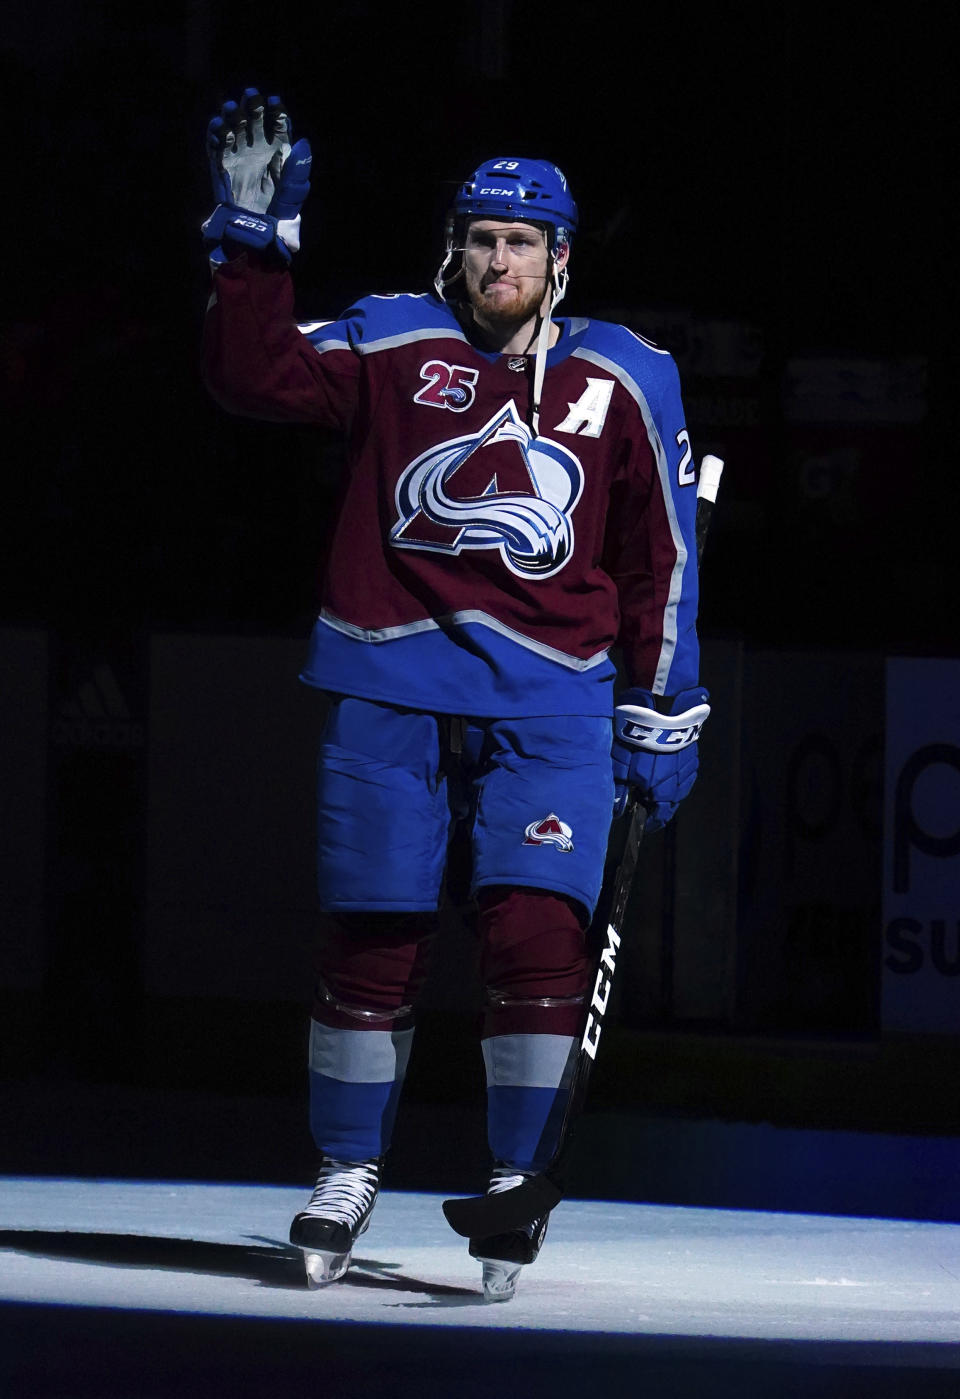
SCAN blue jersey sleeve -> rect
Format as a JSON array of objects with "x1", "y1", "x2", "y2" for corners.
[
  {"x1": 642, "y1": 346, "x2": 700, "y2": 695},
  {"x1": 587, "y1": 324, "x2": 700, "y2": 696}
]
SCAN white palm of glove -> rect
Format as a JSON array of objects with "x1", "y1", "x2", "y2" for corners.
[{"x1": 221, "y1": 102, "x2": 291, "y2": 214}]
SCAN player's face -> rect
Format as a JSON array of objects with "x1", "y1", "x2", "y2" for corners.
[{"x1": 462, "y1": 219, "x2": 555, "y2": 326}]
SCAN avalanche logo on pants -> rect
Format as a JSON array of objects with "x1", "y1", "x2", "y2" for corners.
[
  {"x1": 391, "y1": 402, "x2": 584, "y2": 579},
  {"x1": 523, "y1": 813, "x2": 575, "y2": 852}
]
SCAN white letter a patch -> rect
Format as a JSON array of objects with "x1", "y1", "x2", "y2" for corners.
[{"x1": 555, "y1": 377, "x2": 614, "y2": 438}]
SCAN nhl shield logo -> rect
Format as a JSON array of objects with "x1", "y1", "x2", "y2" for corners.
[{"x1": 523, "y1": 813, "x2": 574, "y2": 852}]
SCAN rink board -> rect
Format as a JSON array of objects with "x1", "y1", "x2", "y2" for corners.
[{"x1": 1, "y1": 1178, "x2": 959, "y2": 1397}]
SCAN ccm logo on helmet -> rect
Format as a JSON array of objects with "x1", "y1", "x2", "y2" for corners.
[{"x1": 479, "y1": 187, "x2": 514, "y2": 196}]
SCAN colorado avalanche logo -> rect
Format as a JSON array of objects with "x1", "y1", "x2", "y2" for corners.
[
  {"x1": 391, "y1": 402, "x2": 584, "y2": 579},
  {"x1": 523, "y1": 813, "x2": 575, "y2": 852}
]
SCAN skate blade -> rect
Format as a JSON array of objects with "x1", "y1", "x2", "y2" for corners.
[
  {"x1": 302, "y1": 1246, "x2": 352, "y2": 1289},
  {"x1": 478, "y1": 1258, "x2": 522, "y2": 1303}
]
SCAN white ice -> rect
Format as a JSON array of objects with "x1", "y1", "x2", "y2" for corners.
[{"x1": 2, "y1": 1176, "x2": 960, "y2": 1344}]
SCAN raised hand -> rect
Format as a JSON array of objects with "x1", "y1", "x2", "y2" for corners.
[
  {"x1": 207, "y1": 89, "x2": 291, "y2": 214},
  {"x1": 203, "y1": 87, "x2": 312, "y2": 264}
]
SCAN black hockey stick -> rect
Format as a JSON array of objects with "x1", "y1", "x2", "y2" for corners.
[{"x1": 442, "y1": 455, "x2": 724, "y2": 1240}]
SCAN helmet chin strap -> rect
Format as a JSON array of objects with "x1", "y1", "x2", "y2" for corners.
[
  {"x1": 531, "y1": 259, "x2": 568, "y2": 436},
  {"x1": 434, "y1": 241, "x2": 463, "y2": 300}
]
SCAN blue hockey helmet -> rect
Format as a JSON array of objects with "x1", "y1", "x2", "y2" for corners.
[{"x1": 451, "y1": 157, "x2": 578, "y2": 256}]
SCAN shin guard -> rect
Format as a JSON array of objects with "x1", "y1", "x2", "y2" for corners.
[
  {"x1": 478, "y1": 889, "x2": 589, "y2": 1171},
  {"x1": 308, "y1": 912, "x2": 435, "y2": 1160}
]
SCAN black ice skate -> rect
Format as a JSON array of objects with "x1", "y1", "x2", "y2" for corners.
[
  {"x1": 468, "y1": 1163, "x2": 550, "y2": 1302},
  {"x1": 289, "y1": 1157, "x2": 381, "y2": 1288}
]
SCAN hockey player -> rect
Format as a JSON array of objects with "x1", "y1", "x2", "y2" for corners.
[{"x1": 201, "y1": 90, "x2": 709, "y2": 1300}]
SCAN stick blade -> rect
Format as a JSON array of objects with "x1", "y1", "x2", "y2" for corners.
[{"x1": 442, "y1": 1172, "x2": 564, "y2": 1238}]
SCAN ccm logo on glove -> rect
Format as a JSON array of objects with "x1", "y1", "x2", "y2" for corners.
[
  {"x1": 618, "y1": 713, "x2": 707, "y2": 751},
  {"x1": 230, "y1": 214, "x2": 271, "y2": 233},
  {"x1": 611, "y1": 686, "x2": 711, "y2": 829}
]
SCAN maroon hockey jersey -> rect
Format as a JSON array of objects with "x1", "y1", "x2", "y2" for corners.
[{"x1": 203, "y1": 256, "x2": 701, "y2": 718}]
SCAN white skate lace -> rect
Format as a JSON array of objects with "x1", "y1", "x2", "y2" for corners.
[
  {"x1": 488, "y1": 1165, "x2": 529, "y2": 1195},
  {"x1": 488, "y1": 1163, "x2": 540, "y2": 1239},
  {"x1": 302, "y1": 1158, "x2": 379, "y2": 1227}
]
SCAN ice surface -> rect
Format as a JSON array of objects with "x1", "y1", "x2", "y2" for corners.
[{"x1": 2, "y1": 1176, "x2": 960, "y2": 1343}]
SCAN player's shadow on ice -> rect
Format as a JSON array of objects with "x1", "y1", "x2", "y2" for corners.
[
  {"x1": 0, "y1": 1230, "x2": 478, "y2": 1301},
  {"x1": 347, "y1": 1258, "x2": 479, "y2": 1303},
  {"x1": 0, "y1": 1228, "x2": 306, "y2": 1289}
]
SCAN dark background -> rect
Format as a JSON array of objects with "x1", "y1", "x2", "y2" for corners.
[
  {"x1": 3, "y1": 1, "x2": 955, "y2": 646},
  {"x1": 1, "y1": 2, "x2": 957, "y2": 1186}
]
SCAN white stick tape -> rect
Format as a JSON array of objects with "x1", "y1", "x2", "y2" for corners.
[{"x1": 697, "y1": 454, "x2": 725, "y2": 503}]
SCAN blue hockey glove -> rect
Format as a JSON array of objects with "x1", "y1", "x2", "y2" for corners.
[
  {"x1": 611, "y1": 686, "x2": 711, "y2": 831},
  {"x1": 203, "y1": 87, "x2": 312, "y2": 265}
]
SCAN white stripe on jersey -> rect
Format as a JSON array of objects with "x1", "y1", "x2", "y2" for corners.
[{"x1": 318, "y1": 607, "x2": 610, "y2": 673}]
